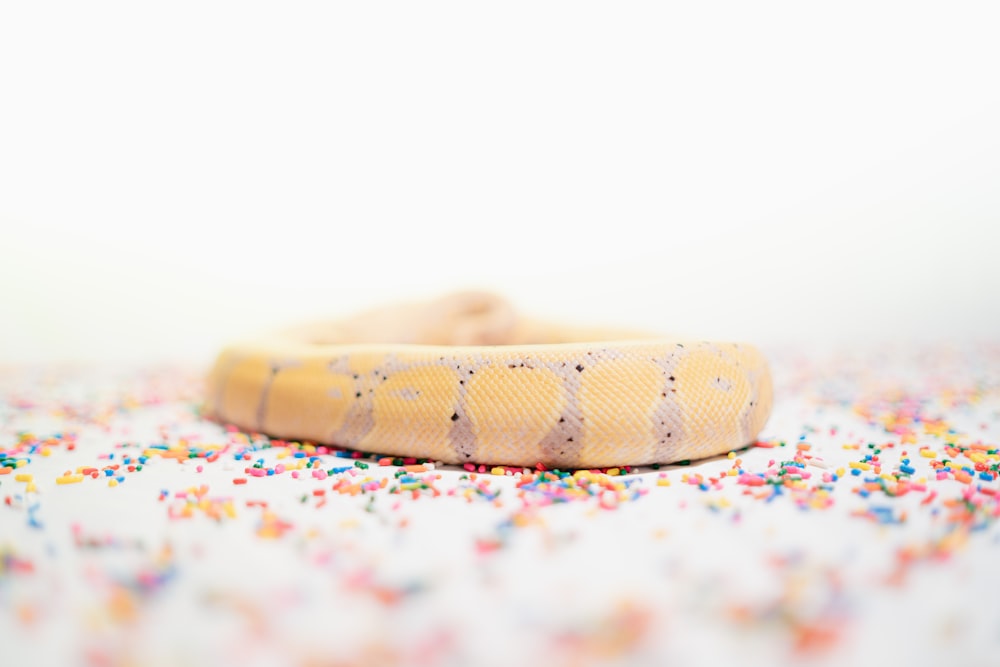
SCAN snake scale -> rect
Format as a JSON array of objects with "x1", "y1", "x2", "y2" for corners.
[{"x1": 205, "y1": 293, "x2": 773, "y2": 468}]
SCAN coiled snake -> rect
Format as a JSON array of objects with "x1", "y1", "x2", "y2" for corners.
[{"x1": 205, "y1": 293, "x2": 772, "y2": 468}]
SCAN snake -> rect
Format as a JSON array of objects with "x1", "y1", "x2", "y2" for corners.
[{"x1": 204, "y1": 292, "x2": 773, "y2": 468}]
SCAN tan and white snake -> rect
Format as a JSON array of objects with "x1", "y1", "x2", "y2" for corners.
[{"x1": 205, "y1": 292, "x2": 772, "y2": 468}]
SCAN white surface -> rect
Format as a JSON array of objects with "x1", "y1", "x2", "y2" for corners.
[
  {"x1": 2, "y1": 2, "x2": 1000, "y2": 364},
  {"x1": 1, "y1": 344, "x2": 998, "y2": 666}
]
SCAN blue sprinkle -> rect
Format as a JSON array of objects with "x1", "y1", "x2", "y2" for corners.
[
  {"x1": 104, "y1": 469, "x2": 114, "y2": 477},
  {"x1": 851, "y1": 468, "x2": 862, "y2": 476},
  {"x1": 979, "y1": 472, "x2": 993, "y2": 481},
  {"x1": 900, "y1": 465, "x2": 916, "y2": 475}
]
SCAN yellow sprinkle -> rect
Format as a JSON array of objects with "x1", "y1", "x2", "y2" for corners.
[
  {"x1": 108, "y1": 479, "x2": 118, "y2": 487},
  {"x1": 56, "y1": 474, "x2": 85, "y2": 485},
  {"x1": 16, "y1": 460, "x2": 27, "y2": 468},
  {"x1": 15, "y1": 473, "x2": 33, "y2": 483},
  {"x1": 919, "y1": 449, "x2": 937, "y2": 458},
  {"x1": 727, "y1": 451, "x2": 736, "y2": 459},
  {"x1": 656, "y1": 478, "x2": 671, "y2": 486},
  {"x1": 40, "y1": 448, "x2": 52, "y2": 457},
  {"x1": 849, "y1": 461, "x2": 872, "y2": 471},
  {"x1": 836, "y1": 467, "x2": 846, "y2": 477},
  {"x1": 491, "y1": 467, "x2": 505, "y2": 476},
  {"x1": 607, "y1": 468, "x2": 620, "y2": 476},
  {"x1": 726, "y1": 469, "x2": 737, "y2": 476},
  {"x1": 25, "y1": 482, "x2": 37, "y2": 493}
]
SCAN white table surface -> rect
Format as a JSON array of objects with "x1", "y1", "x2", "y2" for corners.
[{"x1": 1, "y1": 343, "x2": 998, "y2": 667}]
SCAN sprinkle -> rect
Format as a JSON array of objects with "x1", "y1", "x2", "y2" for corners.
[{"x1": 56, "y1": 474, "x2": 85, "y2": 485}]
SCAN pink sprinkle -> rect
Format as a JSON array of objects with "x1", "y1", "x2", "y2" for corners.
[
  {"x1": 463, "y1": 463, "x2": 476, "y2": 472},
  {"x1": 599, "y1": 490, "x2": 618, "y2": 510},
  {"x1": 312, "y1": 469, "x2": 328, "y2": 480},
  {"x1": 248, "y1": 468, "x2": 267, "y2": 477},
  {"x1": 291, "y1": 471, "x2": 300, "y2": 479},
  {"x1": 196, "y1": 465, "x2": 204, "y2": 473},
  {"x1": 274, "y1": 464, "x2": 285, "y2": 474}
]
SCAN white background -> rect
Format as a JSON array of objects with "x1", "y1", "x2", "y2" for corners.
[{"x1": 2, "y1": 1, "x2": 998, "y2": 364}]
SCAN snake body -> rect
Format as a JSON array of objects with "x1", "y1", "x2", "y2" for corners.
[{"x1": 205, "y1": 293, "x2": 773, "y2": 468}]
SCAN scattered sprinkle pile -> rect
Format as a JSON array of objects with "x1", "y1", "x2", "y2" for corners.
[{"x1": 1, "y1": 345, "x2": 998, "y2": 666}]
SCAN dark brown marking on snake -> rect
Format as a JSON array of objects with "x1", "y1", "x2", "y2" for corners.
[
  {"x1": 739, "y1": 349, "x2": 771, "y2": 446},
  {"x1": 447, "y1": 353, "x2": 480, "y2": 461},
  {"x1": 652, "y1": 349, "x2": 687, "y2": 463},
  {"x1": 327, "y1": 355, "x2": 377, "y2": 448},
  {"x1": 533, "y1": 355, "x2": 588, "y2": 467}
]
